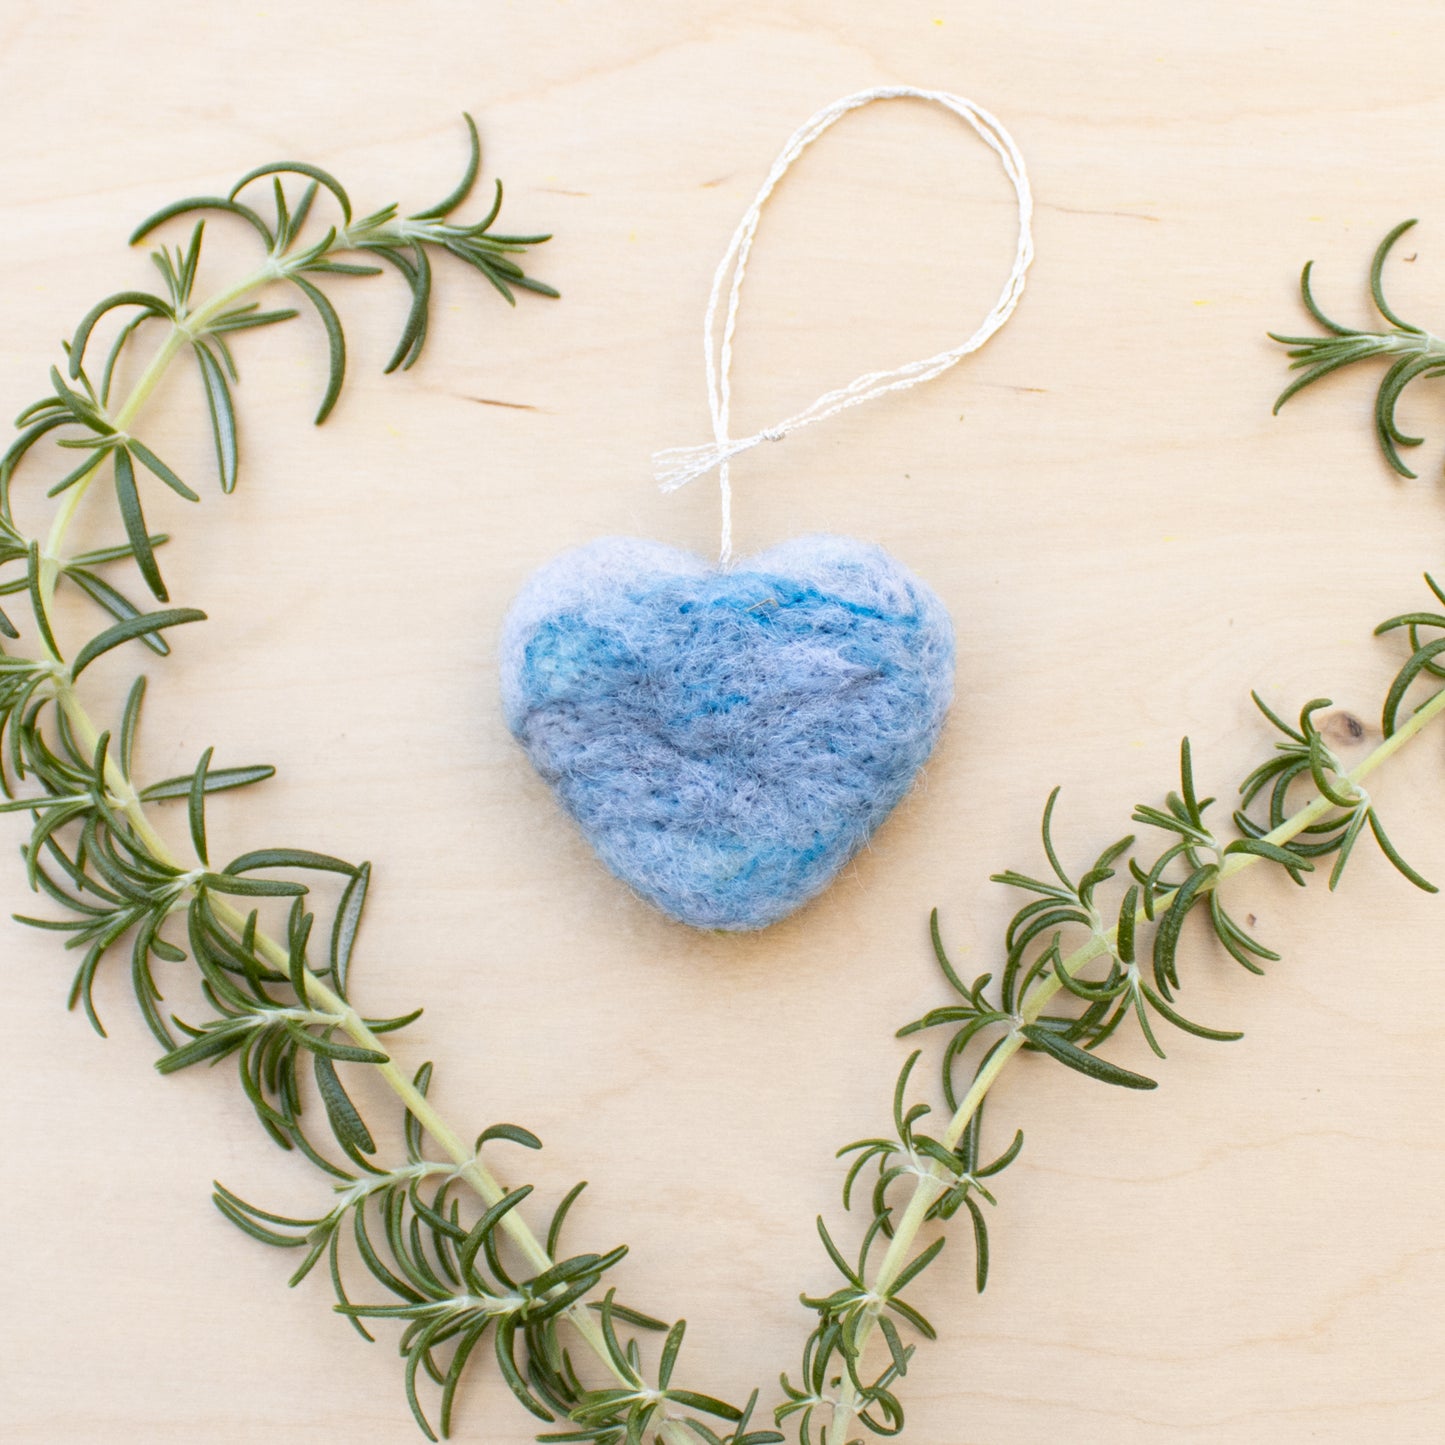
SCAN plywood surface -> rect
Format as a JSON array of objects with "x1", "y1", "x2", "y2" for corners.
[{"x1": 2, "y1": 3, "x2": 1444, "y2": 1442}]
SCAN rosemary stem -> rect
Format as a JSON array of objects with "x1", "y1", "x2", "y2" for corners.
[
  {"x1": 825, "y1": 684, "x2": 1445, "y2": 1444},
  {"x1": 33, "y1": 259, "x2": 688, "y2": 1430},
  {"x1": 231, "y1": 900, "x2": 651, "y2": 1402},
  {"x1": 37, "y1": 268, "x2": 273, "y2": 635}
]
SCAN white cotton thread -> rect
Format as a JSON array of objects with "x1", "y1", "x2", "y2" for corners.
[{"x1": 652, "y1": 85, "x2": 1035, "y2": 567}]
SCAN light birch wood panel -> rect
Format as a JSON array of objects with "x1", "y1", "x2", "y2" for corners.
[{"x1": 3, "y1": 2, "x2": 1444, "y2": 1442}]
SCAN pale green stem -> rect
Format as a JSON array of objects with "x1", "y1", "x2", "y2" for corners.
[
  {"x1": 1383, "y1": 329, "x2": 1445, "y2": 360},
  {"x1": 825, "y1": 681, "x2": 1445, "y2": 1445},
  {"x1": 37, "y1": 267, "x2": 275, "y2": 636},
  {"x1": 32, "y1": 256, "x2": 696, "y2": 1440}
]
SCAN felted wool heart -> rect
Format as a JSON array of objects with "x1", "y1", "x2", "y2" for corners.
[{"x1": 499, "y1": 534, "x2": 954, "y2": 930}]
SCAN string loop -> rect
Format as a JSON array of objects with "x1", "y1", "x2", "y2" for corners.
[{"x1": 652, "y1": 85, "x2": 1035, "y2": 567}]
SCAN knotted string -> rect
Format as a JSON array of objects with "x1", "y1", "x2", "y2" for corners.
[{"x1": 652, "y1": 85, "x2": 1035, "y2": 567}]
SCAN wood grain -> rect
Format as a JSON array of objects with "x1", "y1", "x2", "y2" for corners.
[{"x1": 2, "y1": 2, "x2": 1444, "y2": 1441}]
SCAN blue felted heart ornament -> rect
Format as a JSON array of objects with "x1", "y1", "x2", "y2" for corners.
[
  {"x1": 498, "y1": 88, "x2": 1032, "y2": 928},
  {"x1": 500, "y1": 534, "x2": 954, "y2": 930}
]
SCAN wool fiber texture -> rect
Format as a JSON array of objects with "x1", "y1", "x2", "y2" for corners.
[{"x1": 500, "y1": 534, "x2": 955, "y2": 931}]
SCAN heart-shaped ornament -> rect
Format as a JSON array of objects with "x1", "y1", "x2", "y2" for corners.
[
  {"x1": 499, "y1": 88, "x2": 1029, "y2": 933},
  {"x1": 500, "y1": 534, "x2": 954, "y2": 930}
]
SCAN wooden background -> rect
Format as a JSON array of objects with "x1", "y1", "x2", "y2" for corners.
[{"x1": 3, "y1": 2, "x2": 1444, "y2": 1441}]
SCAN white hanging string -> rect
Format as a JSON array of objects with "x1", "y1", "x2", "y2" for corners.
[{"x1": 652, "y1": 85, "x2": 1035, "y2": 567}]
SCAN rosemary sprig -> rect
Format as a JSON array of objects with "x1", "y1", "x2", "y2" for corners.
[
  {"x1": 775, "y1": 234, "x2": 1445, "y2": 1445},
  {"x1": 1, "y1": 121, "x2": 770, "y2": 1445},
  {"x1": 1270, "y1": 218, "x2": 1445, "y2": 477}
]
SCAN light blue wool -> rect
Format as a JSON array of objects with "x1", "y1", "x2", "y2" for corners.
[{"x1": 499, "y1": 535, "x2": 955, "y2": 931}]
